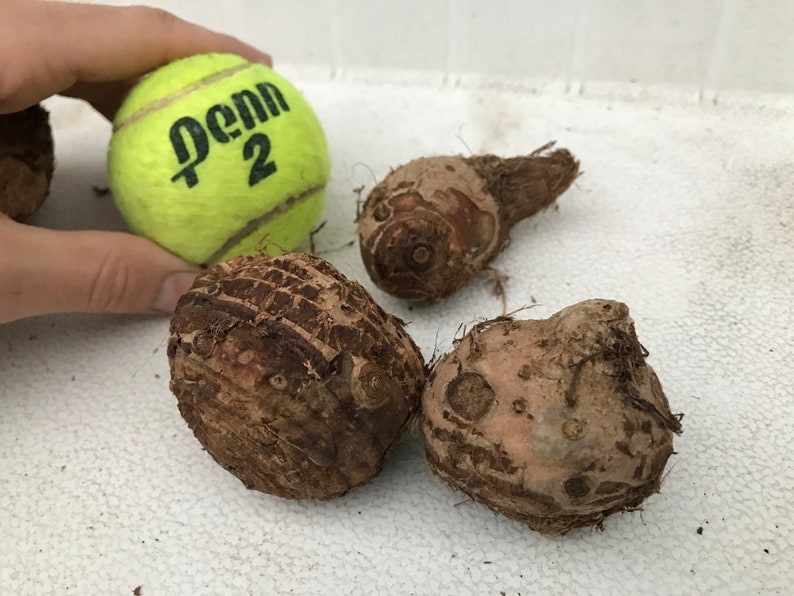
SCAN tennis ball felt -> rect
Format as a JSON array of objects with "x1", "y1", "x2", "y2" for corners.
[{"x1": 108, "y1": 53, "x2": 331, "y2": 266}]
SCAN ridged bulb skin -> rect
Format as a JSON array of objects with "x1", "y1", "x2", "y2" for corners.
[{"x1": 168, "y1": 253, "x2": 426, "y2": 500}]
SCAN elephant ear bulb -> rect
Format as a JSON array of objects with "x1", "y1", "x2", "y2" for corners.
[
  {"x1": 357, "y1": 143, "x2": 580, "y2": 303},
  {"x1": 420, "y1": 299, "x2": 683, "y2": 536},
  {"x1": 168, "y1": 253, "x2": 426, "y2": 501},
  {"x1": 0, "y1": 105, "x2": 54, "y2": 221}
]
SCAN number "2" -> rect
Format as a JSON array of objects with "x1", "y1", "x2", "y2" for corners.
[{"x1": 243, "y1": 133, "x2": 277, "y2": 187}]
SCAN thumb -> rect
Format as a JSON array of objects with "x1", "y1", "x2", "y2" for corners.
[{"x1": 0, "y1": 217, "x2": 200, "y2": 323}]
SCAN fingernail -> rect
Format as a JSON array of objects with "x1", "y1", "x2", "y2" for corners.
[{"x1": 153, "y1": 271, "x2": 199, "y2": 313}]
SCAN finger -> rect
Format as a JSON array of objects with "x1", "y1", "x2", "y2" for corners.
[
  {"x1": 49, "y1": 3, "x2": 272, "y2": 83},
  {"x1": 0, "y1": 218, "x2": 200, "y2": 323},
  {"x1": 59, "y1": 80, "x2": 140, "y2": 121},
  {"x1": 0, "y1": 1, "x2": 271, "y2": 113}
]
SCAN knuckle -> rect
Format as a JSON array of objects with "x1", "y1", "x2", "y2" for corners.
[
  {"x1": 0, "y1": 56, "x2": 23, "y2": 111},
  {"x1": 134, "y1": 5, "x2": 178, "y2": 30},
  {"x1": 124, "y1": 5, "x2": 184, "y2": 62},
  {"x1": 85, "y1": 250, "x2": 133, "y2": 313}
]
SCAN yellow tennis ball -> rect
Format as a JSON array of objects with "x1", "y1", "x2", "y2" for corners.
[{"x1": 108, "y1": 53, "x2": 331, "y2": 266}]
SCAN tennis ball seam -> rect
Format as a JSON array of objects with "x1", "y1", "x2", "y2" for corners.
[
  {"x1": 204, "y1": 182, "x2": 326, "y2": 266},
  {"x1": 114, "y1": 62, "x2": 253, "y2": 133}
]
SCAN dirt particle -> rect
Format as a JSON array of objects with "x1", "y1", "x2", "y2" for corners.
[
  {"x1": 518, "y1": 364, "x2": 532, "y2": 379},
  {"x1": 235, "y1": 350, "x2": 255, "y2": 365},
  {"x1": 562, "y1": 419, "x2": 586, "y2": 440},
  {"x1": 696, "y1": 527, "x2": 703, "y2": 535},
  {"x1": 373, "y1": 203, "x2": 390, "y2": 222},
  {"x1": 409, "y1": 243, "x2": 434, "y2": 270},
  {"x1": 615, "y1": 441, "x2": 634, "y2": 457},
  {"x1": 564, "y1": 475, "x2": 590, "y2": 497},
  {"x1": 512, "y1": 399, "x2": 526, "y2": 414},
  {"x1": 623, "y1": 418, "x2": 636, "y2": 437},
  {"x1": 269, "y1": 374, "x2": 288, "y2": 390},
  {"x1": 446, "y1": 372, "x2": 495, "y2": 421},
  {"x1": 192, "y1": 332, "x2": 216, "y2": 358}
]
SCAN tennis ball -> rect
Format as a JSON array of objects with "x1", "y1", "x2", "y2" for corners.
[{"x1": 108, "y1": 53, "x2": 331, "y2": 266}]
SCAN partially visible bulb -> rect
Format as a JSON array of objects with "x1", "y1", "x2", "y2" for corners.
[{"x1": 0, "y1": 105, "x2": 54, "y2": 221}]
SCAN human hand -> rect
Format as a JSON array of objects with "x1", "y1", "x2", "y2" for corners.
[{"x1": 0, "y1": 0, "x2": 272, "y2": 323}]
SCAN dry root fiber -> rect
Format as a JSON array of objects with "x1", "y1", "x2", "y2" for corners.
[
  {"x1": 357, "y1": 143, "x2": 579, "y2": 303},
  {"x1": 421, "y1": 299, "x2": 682, "y2": 536},
  {"x1": 0, "y1": 105, "x2": 54, "y2": 220},
  {"x1": 168, "y1": 253, "x2": 426, "y2": 500}
]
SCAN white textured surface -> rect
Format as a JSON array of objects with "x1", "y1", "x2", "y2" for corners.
[
  {"x1": 90, "y1": 0, "x2": 794, "y2": 95},
  {"x1": 2, "y1": 69, "x2": 794, "y2": 595}
]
